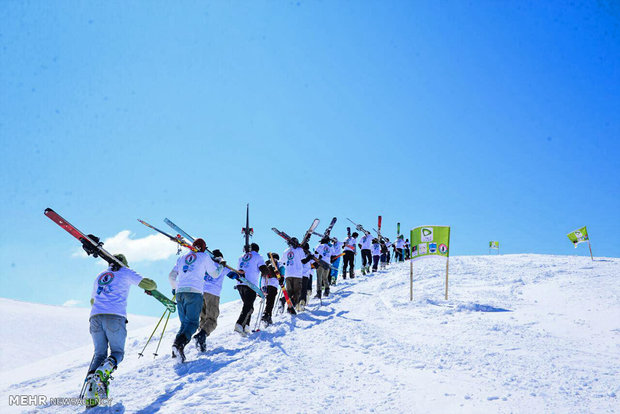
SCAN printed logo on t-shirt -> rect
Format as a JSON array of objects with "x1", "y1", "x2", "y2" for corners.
[
  {"x1": 183, "y1": 253, "x2": 198, "y2": 272},
  {"x1": 96, "y1": 272, "x2": 115, "y2": 295},
  {"x1": 240, "y1": 253, "x2": 252, "y2": 269},
  {"x1": 185, "y1": 253, "x2": 197, "y2": 265},
  {"x1": 286, "y1": 251, "x2": 295, "y2": 266}
]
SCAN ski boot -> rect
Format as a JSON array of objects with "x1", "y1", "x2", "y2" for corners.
[
  {"x1": 172, "y1": 334, "x2": 187, "y2": 362},
  {"x1": 261, "y1": 314, "x2": 273, "y2": 326},
  {"x1": 234, "y1": 323, "x2": 247, "y2": 337},
  {"x1": 350, "y1": 270, "x2": 355, "y2": 279},
  {"x1": 95, "y1": 357, "x2": 116, "y2": 384},
  {"x1": 193, "y1": 329, "x2": 207, "y2": 353},
  {"x1": 84, "y1": 372, "x2": 109, "y2": 408},
  {"x1": 324, "y1": 288, "x2": 330, "y2": 297}
]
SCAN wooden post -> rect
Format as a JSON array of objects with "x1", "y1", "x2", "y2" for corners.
[
  {"x1": 445, "y1": 257, "x2": 449, "y2": 300},
  {"x1": 409, "y1": 258, "x2": 413, "y2": 301},
  {"x1": 588, "y1": 241, "x2": 593, "y2": 261}
]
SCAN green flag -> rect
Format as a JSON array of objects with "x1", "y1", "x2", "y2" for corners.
[
  {"x1": 410, "y1": 226, "x2": 450, "y2": 259},
  {"x1": 567, "y1": 226, "x2": 589, "y2": 248},
  {"x1": 489, "y1": 241, "x2": 499, "y2": 249}
]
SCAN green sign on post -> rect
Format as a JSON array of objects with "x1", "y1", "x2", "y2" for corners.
[
  {"x1": 489, "y1": 241, "x2": 500, "y2": 255},
  {"x1": 410, "y1": 226, "x2": 451, "y2": 300},
  {"x1": 567, "y1": 226, "x2": 593, "y2": 260}
]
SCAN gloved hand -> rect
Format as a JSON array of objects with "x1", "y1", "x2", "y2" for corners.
[
  {"x1": 172, "y1": 289, "x2": 176, "y2": 296},
  {"x1": 138, "y1": 278, "x2": 157, "y2": 291},
  {"x1": 227, "y1": 271, "x2": 238, "y2": 280}
]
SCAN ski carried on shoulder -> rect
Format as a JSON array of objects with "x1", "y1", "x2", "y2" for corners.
[
  {"x1": 160, "y1": 218, "x2": 265, "y2": 299},
  {"x1": 268, "y1": 252, "x2": 296, "y2": 315},
  {"x1": 44, "y1": 209, "x2": 176, "y2": 312},
  {"x1": 346, "y1": 218, "x2": 370, "y2": 236}
]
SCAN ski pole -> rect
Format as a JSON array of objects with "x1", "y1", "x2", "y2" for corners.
[
  {"x1": 253, "y1": 297, "x2": 266, "y2": 331},
  {"x1": 138, "y1": 308, "x2": 167, "y2": 358},
  {"x1": 153, "y1": 309, "x2": 172, "y2": 358},
  {"x1": 79, "y1": 354, "x2": 96, "y2": 398}
]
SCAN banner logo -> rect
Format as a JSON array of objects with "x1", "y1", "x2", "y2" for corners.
[
  {"x1": 418, "y1": 244, "x2": 427, "y2": 255},
  {"x1": 439, "y1": 244, "x2": 448, "y2": 254},
  {"x1": 429, "y1": 243, "x2": 437, "y2": 253},
  {"x1": 421, "y1": 228, "x2": 433, "y2": 242}
]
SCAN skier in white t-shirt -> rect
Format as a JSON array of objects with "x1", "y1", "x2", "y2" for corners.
[
  {"x1": 260, "y1": 253, "x2": 285, "y2": 325},
  {"x1": 371, "y1": 238, "x2": 382, "y2": 272},
  {"x1": 330, "y1": 237, "x2": 343, "y2": 284},
  {"x1": 234, "y1": 243, "x2": 267, "y2": 335},
  {"x1": 395, "y1": 235, "x2": 406, "y2": 262},
  {"x1": 342, "y1": 232, "x2": 358, "y2": 279},
  {"x1": 283, "y1": 237, "x2": 313, "y2": 307},
  {"x1": 168, "y1": 238, "x2": 219, "y2": 361},
  {"x1": 85, "y1": 254, "x2": 157, "y2": 405},
  {"x1": 359, "y1": 232, "x2": 373, "y2": 275},
  {"x1": 192, "y1": 249, "x2": 228, "y2": 352},
  {"x1": 315, "y1": 237, "x2": 333, "y2": 298}
]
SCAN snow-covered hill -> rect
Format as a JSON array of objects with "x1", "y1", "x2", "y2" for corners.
[{"x1": 1, "y1": 254, "x2": 618, "y2": 413}]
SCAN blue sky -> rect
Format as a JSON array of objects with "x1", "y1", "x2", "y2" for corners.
[{"x1": 1, "y1": 1, "x2": 619, "y2": 316}]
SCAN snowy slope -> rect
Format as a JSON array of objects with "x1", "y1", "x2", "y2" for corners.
[
  {"x1": 1, "y1": 254, "x2": 618, "y2": 413},
  {"x1": 0, "y1": 299, "x2": 157, "y2": 372}
]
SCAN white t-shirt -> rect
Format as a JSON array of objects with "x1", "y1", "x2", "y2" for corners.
[
  {"x1": 360, "y1": 234, "x2": 373, "y2": 250},
  {"x1": 203, "y1": 262, "x2": 228, "y2": 297},
  {"x1": 315, "y1": 243, "x2": 332, "y2": 263},
  {"x1": 395, "y1": 238, "x2": 405, "y2": 249},
  {"x1": 371, "y1": 243, "x2": 381, "y2": 256},
  {"x1": 172, "y1": 251, "x2": 219, "y2": 293},
  {"x1": 237, "y1": 251, "x2": 265, "y2": 287},
  {"x1": 284, "y1": 247, "x2": 305, "y2": 278},
  {"x1": 344, "y1": 237, "x2": 357, "y2": 253},
  {"x1": 331, "y1": 241, "x2": 343, "y2": 256},
  {"x1": 90, "y1": 267, "x2": 142, "y2": 318}
]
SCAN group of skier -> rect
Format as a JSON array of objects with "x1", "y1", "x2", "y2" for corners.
[{"x1": 45, "y1": 208, "x2": 412, "y2": 408}]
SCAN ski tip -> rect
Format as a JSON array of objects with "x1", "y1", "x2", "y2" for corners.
[{"x1": 44, "y1": 207, "x2": 53, "y2": 214}]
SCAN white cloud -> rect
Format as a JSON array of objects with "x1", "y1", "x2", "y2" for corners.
[
  {"x1": 72, "y1": 230, "x2": 179, "y2": 264},
  {"x1": 62, "y1": 299, "x2": 81, "y2": 307}
]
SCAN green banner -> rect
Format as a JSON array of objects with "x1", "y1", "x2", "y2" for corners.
[
  {"x1": 410, "y1": 226, "x2": 450, "y2": 259},
  {"x1": 567, "y1": 226, "x2": 589, "y2": 248},
  {"x1": 489, "y1": 241, "x2": 499, "y2": 249}
]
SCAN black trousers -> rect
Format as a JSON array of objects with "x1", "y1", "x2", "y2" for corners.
[
  {"x1": 300, "y1": 276, "x2": 310, "y2": 303},
  {"x1": 372, "y1": 255, "x2": 380, "y2": 271},
  {"x1": 236, "y1": 285, "x2": 257, "y2": 328},
  {"x1": 342, "y1": 251, "x2": 355, "y2": 277},
  {"x1": 263, "y1": 285, "x2": 278, "y2": 318},
  {"x1": 361, "y1": 249, "x2": 372, "y2": 267}
]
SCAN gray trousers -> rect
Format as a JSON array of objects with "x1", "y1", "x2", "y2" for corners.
[
  {"x1": 199, "y1": 292, "x2": 220, "y2": 336},
  {"x1": 88, "y1": 314, "x2": 127, "y2": 373},
  {"x1": 316, "y1": 267, "x2": 330, "y2": 294},
  {"x1": 285, "y1": 277, "x2": 303, "y2": 306}
]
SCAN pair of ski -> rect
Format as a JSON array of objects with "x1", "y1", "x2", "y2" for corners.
[
  {"x1": 144, "y1": 217, "x2": 265, "y2": 299},
  {"x1": 44, "y1": 208, "x2": 177, "y2": 312}
]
